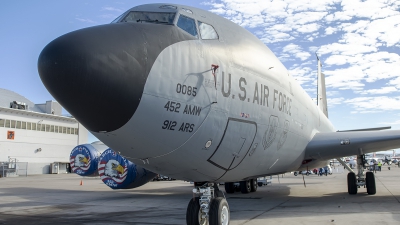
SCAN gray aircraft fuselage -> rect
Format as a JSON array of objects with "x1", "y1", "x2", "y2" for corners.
[{"x1": 38, "y1": 3, "x2": 335, "y2": 182}]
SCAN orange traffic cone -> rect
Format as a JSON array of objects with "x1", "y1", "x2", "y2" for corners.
[{"x1": 80, "y1": 180, "x2": 83, "y2": 186}]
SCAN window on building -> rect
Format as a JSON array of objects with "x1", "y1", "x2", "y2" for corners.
[
  {"x1": 16, "y1": 121, "x2": 21, "y2": 129},
  {"x1": 177, "y1": 15, "x2": 198, "y2": 38},
  {"x1": 11, "y1": 120, "x2": 16, "y2": 128},
  {"x1": 67, "y1": 127, "x2": 71, "y2": 134},
  {"x1": 75, "y1": 128, "x2": 79, "y2": 135},
  {"x1": 55, "y1": 126, "x2": 58, "y2": 133},
  {"x1": 5, "y1": 120, "x2": 10, "y2": 128},
  {"x1": 62, "y1": 127, "x2": 66, "y2": 134},
  {"x1": 27, "y1": 122, "x2": 31, "y2": 130},
  {"x1": 198, "y1": 21, "x2": 218, "y2": 40},
  {"x1": 50, "y1": 125, "x2": 54, "y2": 132},
  {"x1": 45, "y1": 124, "x2": 50, "y2": 132},
  {"x1": 0, "y1": 119, "x2": 4, "y2": 127},
  {"x1": 22, "y1": 122, "x2": 26, "y2": 129},
  {"x1": 31, "y1": 123, "x2": 36, "y2": 130}
]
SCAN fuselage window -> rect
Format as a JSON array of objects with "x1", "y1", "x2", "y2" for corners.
[
  {"x1": 177, "y1": 15, "x2": 198, "y2": 38},
  {"x1": 198, "y1": 21, "x2": 219, "y2": 40},
  {"x1": 121, "y1": 11, "x2": 176, "y2": 24}
]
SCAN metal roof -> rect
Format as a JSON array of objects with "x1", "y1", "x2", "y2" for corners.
[{"x1": 0, "y1": 88, "x2": 43, "y2": 113}]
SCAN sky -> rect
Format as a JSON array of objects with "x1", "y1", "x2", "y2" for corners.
[{"x1": 1, "y1": 0, "x2": 399, "y2": 151}]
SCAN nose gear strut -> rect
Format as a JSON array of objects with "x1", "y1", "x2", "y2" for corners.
[{"x1": 186, "y1": 182, "x2": 229, "y2": 225}]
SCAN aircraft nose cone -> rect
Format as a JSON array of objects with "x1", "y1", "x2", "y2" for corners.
[{"x1": 38, "y1": 24, "x2": 148, "y2": 132}]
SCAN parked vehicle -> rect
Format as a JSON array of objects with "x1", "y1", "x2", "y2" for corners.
[{"x1": 293, "y1": 170, "x2": 312, "y2": 176}]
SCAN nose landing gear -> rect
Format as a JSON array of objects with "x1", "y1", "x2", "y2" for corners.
[{"x1": 187, "y1": 182, "x2": 230, "y2": 225}]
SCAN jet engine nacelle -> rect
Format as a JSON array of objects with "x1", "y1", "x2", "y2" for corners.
[
  {"x1": 98, "y1": 148, "x2": 157, "y2": 189},
  {"x1": 70, "y1": 144, "x2": 103, "y2": 176}
]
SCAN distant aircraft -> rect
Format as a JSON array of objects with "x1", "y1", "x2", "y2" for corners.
[{"x1": 37, "y1": 3, "x2": 400, "y2": 225}]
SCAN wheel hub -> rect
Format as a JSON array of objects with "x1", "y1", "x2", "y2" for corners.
[{"x1": 221, "y1": 205, "x2": 229, "y2": 225}]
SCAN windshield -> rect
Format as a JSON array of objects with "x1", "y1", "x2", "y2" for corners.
[{"x1": 121, "y1": 11, "x2": 176, "y2": 24}]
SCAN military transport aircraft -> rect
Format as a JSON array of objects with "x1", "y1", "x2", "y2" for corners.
[{"x1": 37, "y1": 3, "x2": 400, "y2": 225}]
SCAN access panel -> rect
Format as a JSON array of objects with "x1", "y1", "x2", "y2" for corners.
[{"x1": 207, "y1": 118, "x2": 257, "y2": 171}]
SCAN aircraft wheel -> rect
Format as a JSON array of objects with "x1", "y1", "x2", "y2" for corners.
[
  {"x1": 258, "y1": 182, "x2": 263, "y2": 187},
  {"x1": 347, "y1": 172, "x2": 357, "y2": 195},
  {"x1": 209, "y1": 197, "x2": 230, "y2": 225},
  {"x1": 294, "y1": 172, "x2": 298, "y2": 176},
  {"x1": 250, "y1": 179, "x2": 257, "y2": 192},
  {"x1": 224, "y1": 182, "x2": 235, "y2": 194},
  {"x1": 366, "y1": 172, "x2": 376, "y2": 195},
  {"x1": 240, "y1": 180, "x2": 251, "y2": 194},
  {"x1": 186, "y1": 197, "x2": 207, "y2": 225}
]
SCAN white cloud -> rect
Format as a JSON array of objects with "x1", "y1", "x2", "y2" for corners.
[
  {"x1": 282, "y1": 44, "x2": 311, "y2": 61},
  {"x1": 75, "y1": 18, "x2": 96, "y2": 23},
  {"x1": 102, "y1": 7, "x2": 123, "y2": 12},
  {"x1": 379, "y1": 120, "x2": 400, "y2": 125},
  {"x1": 357, "y1": 87, "x2": 399, "y2": 95},
  {"x1": 206, "y1": 0, "x2": 400, "y2": 114},
  {"x1": 345, "y1": 96, "x2": 400, "y2": 113},
  {"x1": 324, "y1": 26, "x2": 338, "y2": 35},
  {"x1": 328, "y1": 97, "x2": 345, "y2": 108}
]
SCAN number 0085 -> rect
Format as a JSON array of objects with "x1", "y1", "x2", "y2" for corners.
[{"x1": 176, "y1": 83, "x2": 197, "y2": 97}]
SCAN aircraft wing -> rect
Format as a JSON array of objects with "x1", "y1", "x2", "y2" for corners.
[{"x1": 304, "y1": 130, "x2": 400, "y2": 161}]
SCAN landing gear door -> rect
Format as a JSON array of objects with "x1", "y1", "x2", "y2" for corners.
[{"x1": 207, "y1": 118, "x2": 257, "y2": 171}]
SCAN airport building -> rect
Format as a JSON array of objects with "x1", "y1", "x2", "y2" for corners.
[{"x1": 0, "y1": 88, "x2": 88, "y2": 176}]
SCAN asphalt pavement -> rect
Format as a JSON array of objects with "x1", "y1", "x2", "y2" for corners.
[{"x1": 1, "y1": 165, "x2": 400, "y2": 224}]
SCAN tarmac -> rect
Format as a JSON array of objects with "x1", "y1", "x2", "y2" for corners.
[{"x1": 1, "y1": 165, "x2": 400, "y2": 225}]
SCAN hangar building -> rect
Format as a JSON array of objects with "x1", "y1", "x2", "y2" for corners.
[{"x1": 0, "y1": 88, "x2": 88, "y2": 176}]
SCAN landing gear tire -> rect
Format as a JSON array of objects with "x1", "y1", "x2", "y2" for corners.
[
  {"x1": 186, "y1": 197, "x2": 207, "y2": 225},
  {"x1": 250, "y1": 179, "x2": 257, "y2": 192},
  {"x1": 366, "y1": 172, "x2": 376, "y2": 195},
  {"x1": 240, "y1": 180, "x2": 251, "y2": 194},
  {"x1": 257, "y1": 182, "x2": 263, "y2": 187},
  {"x1": 209, "y1": 197, "x2": 230, "y2": 225},
  {"x1": 347, "y1": 172, "x2": 357, "y2": 195},
  {"x1": 224, "y1": 182, "x2": 235, "y2": 194},
  {"x1": 294, "y1": 171, "x2": 298, "y2": 176}
]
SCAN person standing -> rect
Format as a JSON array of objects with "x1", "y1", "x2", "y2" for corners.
[
  {"x1": 378, "y1": 161, "x2": 382, "y2": 171},
  {"x1": 369, "y1": 160, "x2": 374, "y2": 171},
  {"x1": 374, "y1": 160, "x2": 378, "y2": 173}
]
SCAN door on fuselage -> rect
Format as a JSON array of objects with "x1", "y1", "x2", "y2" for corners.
[{"x1": 207, "y1": 118, "x2": 257, "y2": 171}]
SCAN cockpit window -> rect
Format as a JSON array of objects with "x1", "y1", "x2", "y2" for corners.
[
  {"x1": 198, "y1": 21, "x2": 219, "y2": 40},
  {"x1": 121, "y1": 11, "x2": 176, "y2": 24},
  {"x1": 111, "y1": 13, "x2": 126, "y2": 23},
  {"x1": 177, "y1": 15, "x2": 198, "y2": 38}
]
